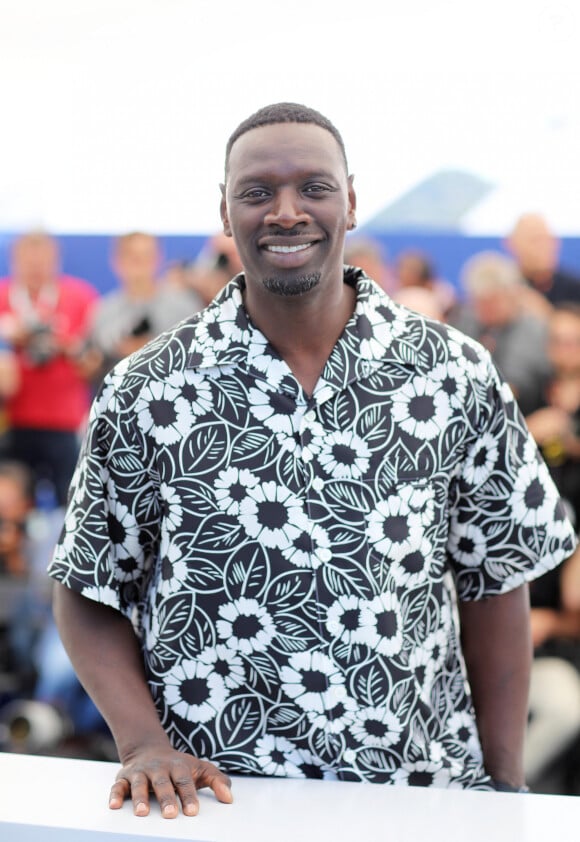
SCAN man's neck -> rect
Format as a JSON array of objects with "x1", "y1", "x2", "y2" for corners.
[
  {"x1": 244, "y1": 279, "x2": 356, "y2": 396},
  {"x1": 124, "y1": 277, "x2": 157, "y2": 300},
  {"x1": 523, "y1": 268, "x2": 555, "y2": 292}
]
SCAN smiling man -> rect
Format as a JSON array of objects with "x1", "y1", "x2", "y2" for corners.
[{"x1": 50, "y1": 103, "x2": 576, "y2": 818}]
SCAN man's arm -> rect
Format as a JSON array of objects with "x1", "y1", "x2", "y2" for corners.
[
  {"x1": 52, "y1": 582, "x2": 233, "y2": 817},
  {"x1": 458, "y1": 583, "x2": 532, "y2": 789}
]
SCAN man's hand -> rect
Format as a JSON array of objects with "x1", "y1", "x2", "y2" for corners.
[
  {"x1": 52, "y1": 585, "x2": 233, "y2": 819},
  {"x1": 109, "y1": 744, "x2": 233, "y2": 818}
]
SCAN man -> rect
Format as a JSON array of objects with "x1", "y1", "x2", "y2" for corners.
[
  {"x1": 452, "y1": 250, "x2": 552, "y2": 416},
  {"x1": 51, "y1": 104, "x2": 576, "y2": 818},
  {"x1": 89, "y1": 232, "x2": 204, "y2": 385},
  {"x1": 0, "y1": 232, "x2": 99, "y2": 506},
  {"x1": 506, "y1": 213, "x2": 580, "y2": 307},
  {"x1": 393, "y1": 248, "x2": 457, "y2": 318}
]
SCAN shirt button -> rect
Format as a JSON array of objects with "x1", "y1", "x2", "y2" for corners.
[
  {"x1": 312, "y1": 477, "x2": 324, "y2": 492},
  {"x1": 304, "y1": 410, "x2": 316, "y2": 423},
  {"x1": 328, "y1": 683, "x2": 345, "y2": 698}
]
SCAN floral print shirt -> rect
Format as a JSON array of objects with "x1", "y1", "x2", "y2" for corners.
[{"x1": 49, "y1": 268, "x2": 576, "y2": 788}]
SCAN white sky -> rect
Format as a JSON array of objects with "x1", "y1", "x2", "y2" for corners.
[{"x1": 1, "y1": 0, "x2": 580, "y2": 234}]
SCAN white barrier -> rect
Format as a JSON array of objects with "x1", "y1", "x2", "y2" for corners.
[{"x1": 0, "y1": 751, "x2": 578, "y2": 841}]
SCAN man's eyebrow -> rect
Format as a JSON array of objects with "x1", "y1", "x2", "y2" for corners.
[{"x1": 231, "y1": 169, "x2": 340, "y2": 187}]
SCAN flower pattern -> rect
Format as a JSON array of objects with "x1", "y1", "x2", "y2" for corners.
[
  {"x1": 49, "y1": 268, "x2": 576, "y2": 789},
  {"x1": 216, "y1": 597, "x2": 276, "y2": 655},
  {"x1": 164, "y1": 659, "x2": 228, "y2": 724}
]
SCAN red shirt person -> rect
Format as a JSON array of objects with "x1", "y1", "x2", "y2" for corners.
[{"x1": 0, "y1": 232, "x2": 99, "y2": 506}]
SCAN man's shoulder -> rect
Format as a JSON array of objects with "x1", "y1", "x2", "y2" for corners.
[
  {"x1": 351, "y1": 283, "x2": 494, "y2": 403},
  {"x1": 92, "y1": 288, "x2": 130, "y2": 314},
  {"x1": 58, "y1": 274, "x2": 100, "y2": 301},
  {"x1": 153, "y1": 284, "x2": 203, "y2": 306},
  {"x1": 117, "y1": 310, "x2": 207, "y2": 376},
  {"x1": 90, "y1": 313, "x2": 205, "y2": 419},
  {"x1": 359, "y1": 274, "x2": 486, "y2": 358},
  {"x1": 150, "y1": 285, "x2": 205, "y2": 323},
  {"x1": 515, "y1": 312, "x2": 549, "y2": 337},
  {"x1": 110, "y1": 285, "x2": 243, "y2": 395}
]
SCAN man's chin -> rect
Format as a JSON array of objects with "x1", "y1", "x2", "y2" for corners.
[{"x1": 262, "y1": 273, "x2": 320, "y2": 297}]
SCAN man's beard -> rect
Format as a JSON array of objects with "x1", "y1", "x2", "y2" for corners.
[{"x1": 262, "y1": 272, "x2": 320, "y2": 297}]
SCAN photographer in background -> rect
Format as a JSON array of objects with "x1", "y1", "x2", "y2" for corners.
[
  {"x1": 89, "y1": 232, "x2": 203, "y2": 384},
  {"x1": 186, "y1": 231, "x2": 243, "y2": 305},
  {"x1": 0, "y1": 232, "x2": 99, "y2": 507}
]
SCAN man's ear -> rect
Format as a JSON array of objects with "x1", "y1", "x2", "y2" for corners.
[
  {"x1": 219, "y1": 184, "x2": 232, "y2": 237},
  {"x1": 347, "y1": 174, "x2": 357, "y2": 231}
]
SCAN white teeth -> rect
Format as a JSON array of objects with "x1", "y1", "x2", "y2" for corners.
[{"x1": 266, "y1": 243, "x2": 312, "y2": 253}]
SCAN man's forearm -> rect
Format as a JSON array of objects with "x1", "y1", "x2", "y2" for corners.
[
  {"x1": 52, "y1": 582, "x2": 170, "y2": 760},
  {"x1": 458, "y1": 584, "x2": 532, "y2": 787},
  {"x1": 53, "y1": 583, "x2": 233, "y2": 816}
]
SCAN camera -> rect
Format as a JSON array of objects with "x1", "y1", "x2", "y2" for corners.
[
  {"x1": 130, "y1": 316, "x2": 152, "y2": 338},
  {"x1": 215, "y1": 252, "x2": 231, "y2": 270},
  {"x1": 25, "y1": 323, "x2": 57, "y2": 366}
]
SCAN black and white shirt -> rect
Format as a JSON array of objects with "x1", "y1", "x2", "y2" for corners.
[{"x1": 49, "y1": 268, "x2": 576, "y2": 788}]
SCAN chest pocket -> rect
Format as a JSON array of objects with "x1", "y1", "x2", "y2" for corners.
[{"x1": 315, "y1": 469, "x2": 440, "y2": 568}]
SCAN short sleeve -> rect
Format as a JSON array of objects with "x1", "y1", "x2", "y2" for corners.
[
  {"x1": 48, "y1": 364, "x2": 160, "y2": 618},
  {"x1": 447, "y1": 360, "x2": 577, "y2": 601}
]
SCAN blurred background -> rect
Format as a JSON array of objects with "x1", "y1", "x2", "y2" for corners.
[{"x1": 1, "y1": 0, "x2": 580, "y2": 290}]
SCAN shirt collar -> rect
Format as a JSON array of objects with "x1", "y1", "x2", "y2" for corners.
[{"x1": 187, "y1": 266, "x2": 419, "y2": 404}]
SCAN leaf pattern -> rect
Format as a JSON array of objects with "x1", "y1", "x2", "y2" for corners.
[{"x1": 49, "y1": 268, "x2": 576, "y2": 788}]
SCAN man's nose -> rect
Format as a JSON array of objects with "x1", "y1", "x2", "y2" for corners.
[{"x1": 264, "y1": 188, "x2": 311, "y2": 228}]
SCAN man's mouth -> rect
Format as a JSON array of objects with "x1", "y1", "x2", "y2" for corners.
[{"x1": 263, "y1": 242, "x2": 314, "y2": 254}]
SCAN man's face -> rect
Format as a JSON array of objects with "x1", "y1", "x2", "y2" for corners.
[
  {"x1": 114, "y1": 235, "x2": 160, "y2": 286},
  {"x1": 12, "y1": 236, "x2": 59, "y2": 290},
  {"x1": 509, "y1": 218, "x2": 559, "y2": 279},
  {"x1": 548, "y1": 310, "x2": 580, "y2": 375},
  {"x1": 472, "y1": 289, "x2": 517, "y2": 327},
  {"x1": 221, "y1": 123, "x2": 356, "y2": 299},
  {"x1": 0, "y1": 478, "x2": 29, "y2": 559}
]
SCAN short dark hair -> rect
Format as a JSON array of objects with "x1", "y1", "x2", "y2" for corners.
[{"x1": 224, "y1": 102, "x2": 348, "y2": 177}]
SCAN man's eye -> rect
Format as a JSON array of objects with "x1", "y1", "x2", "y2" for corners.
[
  {"x1": 303, "y1": 183, "x2": 330, "y2": 195},
  {"x1": 242, "y1": 188, "x2": 269, "y2": 200}
]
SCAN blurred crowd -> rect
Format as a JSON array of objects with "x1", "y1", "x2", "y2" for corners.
[{"x1": 1, "y1": 214, "x2": 580, "y2": 793}]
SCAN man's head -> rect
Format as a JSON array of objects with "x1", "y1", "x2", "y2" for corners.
[
  {"x1": 395, "y1": 250, "x2": 435, "y2": 289},
  {"x1": 10, "y1": 232, "x2": 60, "y2": 292},
  {"x1": 506, "y1": 213, "x2": 560, "y2": 286},
  {"x1": 220, "y1": 103, "x2": 356, "y2": 300},
  {"x1": 0, "y1": 461, "x2": 33, "y2": 567},
  {"x1": 460, "y1": 251, "x2": 523, "y2": 327},
  {"x1": 224, "y1": 102, "x2": 348, "y2": 180},
  {"x1": 111, "y1": 232, "x2": 162, "y2": 290},
  {"x1": 547, "y1": 304, "x2": 580, "y2": 378},
  {"x1": 344, "y1": 237, "x2": 392, "y2": 291}
]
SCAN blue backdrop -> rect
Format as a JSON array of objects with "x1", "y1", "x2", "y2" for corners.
[{"x1": 2, "y1": 231, "x2": 580, "y2": 297}]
